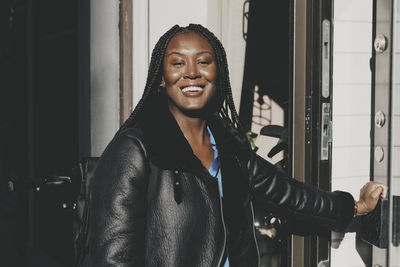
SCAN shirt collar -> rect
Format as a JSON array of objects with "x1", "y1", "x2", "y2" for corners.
[{"x1": 207, "y1": 126, "x2": 218, "y2": 160}]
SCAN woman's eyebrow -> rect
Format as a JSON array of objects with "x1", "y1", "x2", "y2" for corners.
[
  {"x1": 166, "y1": 51, "x2": 213, "y2": 58},
  {"x1": 196, "y1": 51, "x2": 213, "y2": 56},
  {"x1": 166, "y1": 51, "x2": 184, "y2": 58}
]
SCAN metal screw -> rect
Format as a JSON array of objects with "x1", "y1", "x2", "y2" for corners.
[
  {"x1": 375, "y1": 111, "x2": 386, "y2": 128},
  {"x1": 374, "y1": 146, "x2": 384, "y2": 163},
  {"x1": 62, "y1": 203, "x2": 68, "y2": 209}
]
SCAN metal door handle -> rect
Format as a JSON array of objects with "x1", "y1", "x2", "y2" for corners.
[{"x1": 322, "y1": 19, "x2": 330, "y2": 98}]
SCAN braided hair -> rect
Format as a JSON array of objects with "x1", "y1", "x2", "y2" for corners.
[{"x1": 120, "y1": 24, "x2": 241, "y2": 131}]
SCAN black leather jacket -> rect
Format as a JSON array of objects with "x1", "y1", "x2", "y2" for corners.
[{"x1": 86, "y1": 100, "x2": 354, "y2": 267}]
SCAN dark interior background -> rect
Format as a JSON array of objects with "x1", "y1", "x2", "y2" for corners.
[
  {"x1": 238, "y1": 1, "x2": 293, "y2": 266},
  {"x1": 1, "y1": 1, "x2": 81, "y2": 266},
  {"x1": 239, "y1": 0, "x2": 291, "y2": 132}
]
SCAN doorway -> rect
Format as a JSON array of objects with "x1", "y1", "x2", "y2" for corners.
[{"x1": 0, "y1": 0, "x2": 81, "y2": 266}]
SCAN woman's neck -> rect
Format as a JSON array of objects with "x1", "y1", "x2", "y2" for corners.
[
  {"x1": 168, "y1": 102, "x2": 215, "y2": 169},
  {"x1": 170, "y1": 108, "x2": 208, "y2": 146}
]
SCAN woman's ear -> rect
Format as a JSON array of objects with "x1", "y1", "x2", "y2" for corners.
[{"x1": 160, "y1": 77, "x2": 166, "y2": 88}]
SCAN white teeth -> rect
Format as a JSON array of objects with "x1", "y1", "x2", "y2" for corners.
[{"x1": 182, "y1": 86, "x2": 203, "y2": 93}]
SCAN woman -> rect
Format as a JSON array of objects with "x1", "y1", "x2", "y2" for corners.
[{"x1": 86, "y1": 24, "x2": 387, "y2": 267}]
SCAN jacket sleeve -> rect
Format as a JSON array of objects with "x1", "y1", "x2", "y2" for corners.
[
  {"x1": 87, "y1": 129, "x2": 149, "y2": 267},
  {"x1": 247, "y1": 153, "x2": 355, "y2": 232}
]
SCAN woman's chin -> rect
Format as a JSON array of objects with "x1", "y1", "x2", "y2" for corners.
[
  {"x1": 167, "y1": 98, "x2": 218, "y2": 119},
  {"x1": 179, "y1": 107, "x2": 208, "y2": 118}
]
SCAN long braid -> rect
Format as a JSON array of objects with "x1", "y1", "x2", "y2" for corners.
[
  {"x1": 120, "y1": 25, "x2": 182, "y2": 130},
  {"x1": 120, "y1": 24, "x2": 242, "y2": 133},
  {"x1": 185, "y1": 24, "x2": 241, "y2": 130}
]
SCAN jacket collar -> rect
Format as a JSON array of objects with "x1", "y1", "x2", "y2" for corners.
[
  {"x1": 137, "y1": 96, "x2": 203, "y2": 171},
  {"x1": 136, "y1": 95, "x2": 250, "y2": 171}
]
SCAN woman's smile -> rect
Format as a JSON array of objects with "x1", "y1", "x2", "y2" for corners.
[{"x1": 181, "y1": 86, "x2": 204, "y2": 95}]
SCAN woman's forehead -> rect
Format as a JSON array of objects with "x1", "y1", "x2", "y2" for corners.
[{"x1": 166, "y1": 31, "x2": 214, "y2": 54}]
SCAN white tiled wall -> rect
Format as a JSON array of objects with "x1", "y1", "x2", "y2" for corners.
[
  {"x1": 332, "y1": 147, "x2": 370, "y2": 179},
  {"x1": 395, "y1": 84, "x2": 400, "y2": 115},
  {"x1": 333, "y1": 22, "x2": 372, "y2": 53},
  {"x1": 331, "y1": 0, "x2": 373, "y2": 266},
  {"x1": 333, "y1": 53, "x2": 372, "y2": 84},
  {"x1": 332, "y1": 116, "x2": 370, "y2": 146},
  {"x1": 333, "y1": 0, "x2": 372, "y2": 22}
]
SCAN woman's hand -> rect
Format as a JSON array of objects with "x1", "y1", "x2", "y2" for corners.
[{"x1": 355, "y1": 181, "x2": 389, "y2": 216}]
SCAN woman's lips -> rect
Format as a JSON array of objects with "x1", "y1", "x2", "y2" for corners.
[
  {"x1": 181, "y1": 86, "x2": 203, "y2": 92},
  {"x1": 181, "y1": 86, "x2": 204, "y2": 96}
]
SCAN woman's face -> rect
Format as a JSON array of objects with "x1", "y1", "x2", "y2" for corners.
[{"x1": 162, "y1": 31, "x2": 217, "y2": 117}]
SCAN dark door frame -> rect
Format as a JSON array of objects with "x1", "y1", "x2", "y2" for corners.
[{"x1": 292, "y1": 0, "x2": 333, "y2": 266}]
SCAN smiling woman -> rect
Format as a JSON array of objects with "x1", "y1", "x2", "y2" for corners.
[
  {"x1": 161, "y1": 32, "x2": 218, "y2": 170},
  {"x1": 81, "y1": 24, "x2": 387, "y2": 267},
  {"x1": 162, "y1": 31, "x2": 217, "y2": 117}
]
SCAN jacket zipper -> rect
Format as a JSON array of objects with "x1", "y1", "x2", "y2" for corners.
[
  {"x1": 216, "y1": 184, "x2": 227, "y2": 267},
  {"x1": 250, "y1": 201, "x2": 261, "y2": 267}
]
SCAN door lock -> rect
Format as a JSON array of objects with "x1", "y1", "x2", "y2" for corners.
[
  {"x1": 320, "y1": 103, "x2": 331, "y2": 160},
  {"x1": 374, "y1": 34, "x2": 388, "y2": 53},
  {"x1": 375, "y1": 111, "x2": 386, "y2": 128},
  {"x1": 374, "y1": 146, "x2": 385, "y2": 163}
]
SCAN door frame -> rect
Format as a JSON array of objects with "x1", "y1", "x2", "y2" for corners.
[
  {"x1": 370, "y1": 0, "x2": 394, "y2": 265},
  {"x1": 292, "y1": 0, "x2": 333, "y2": 266}
]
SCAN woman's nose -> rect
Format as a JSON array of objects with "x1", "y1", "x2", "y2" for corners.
[{"x1": 184, "y1": 61, "x2": 201, "y2": 79}]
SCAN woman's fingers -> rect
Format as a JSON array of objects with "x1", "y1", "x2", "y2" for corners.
[
  {"x1": 356, "y1": 181, "x2": 389, "y2": 216},
  {"x1": 360, "y1": 181, "x2": 388, "y2": 199},
  {"x1": 379, "y1": 183, "x2": 389, "y2": 199},
  {"x1": 371, "y1": 186, "x2": 384, "y2": 199}
]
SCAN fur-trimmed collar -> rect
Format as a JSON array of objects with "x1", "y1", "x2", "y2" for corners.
[{"x1": 135, "y1": 96, "x2": 250, "y2": 171}]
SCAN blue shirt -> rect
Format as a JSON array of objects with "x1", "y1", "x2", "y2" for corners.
[{"x1": 207, "y1": 127, "x2": 229, "y2": 267}]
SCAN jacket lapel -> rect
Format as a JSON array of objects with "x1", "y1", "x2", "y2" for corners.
[
  {"x1": 137, "y1": 95, "x2": 251, "y2": 172},
  {"x1": 138, "y1": 96, "x2": 203, "y2": 171}
]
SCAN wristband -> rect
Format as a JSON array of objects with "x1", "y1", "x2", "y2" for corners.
[{"x1": 354, "y1": 201, "x2": 358, "y2": 217}]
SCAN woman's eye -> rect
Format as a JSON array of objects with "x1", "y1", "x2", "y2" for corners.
[
  {"x1": 199, "y1": 61, "x2": 210, "y2": 65},
  {"x1": 172, "y1": 62, "x2": 184, "y2": 66}
]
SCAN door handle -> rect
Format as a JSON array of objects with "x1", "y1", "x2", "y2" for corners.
[
  {"x1": 322, "y1": 19, "x2": 330, "y2": 98},
  {"x1": 392, "y1": 195, "x2": 400, "y2": 247},
  {"x1": 360, "y1": 198, "x2": 389, "y2": 248}
]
